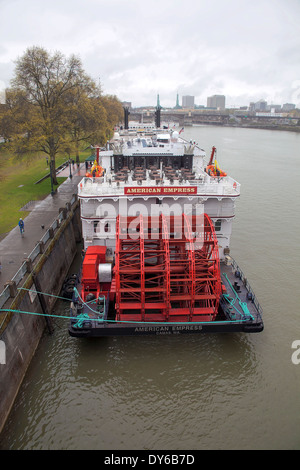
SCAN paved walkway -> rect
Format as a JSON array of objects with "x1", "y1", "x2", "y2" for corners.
[{"x1": 0, "y1": 163, "x2": 86, "y2": 293}]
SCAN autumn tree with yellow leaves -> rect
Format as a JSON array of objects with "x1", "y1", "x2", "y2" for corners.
[{"x1": 0, "y1": 46, "x2": 123, "y2": 185}]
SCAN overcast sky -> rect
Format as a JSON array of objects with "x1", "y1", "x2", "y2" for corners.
[{"x1": 1, "y1": 0, "x2": 300, "y2": 108}]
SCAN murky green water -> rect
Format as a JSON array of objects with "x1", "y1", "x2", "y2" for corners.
[{"x1": 1, "y1": 125, "x2": 300, "y2": 450}]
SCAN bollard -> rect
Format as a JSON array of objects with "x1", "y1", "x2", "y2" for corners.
[
  {"x1": 59, "y1": 208, "x2": 67, "y2": 219},
  {"x1": 4, "y1": 281, "x2": 18, "y2": 298},
  {"x1": 24, "y1": 258, "x2": 33, "y2": 273},
  {"x1": 38, "y1": 241, "x2": 45, "y2": 254}
]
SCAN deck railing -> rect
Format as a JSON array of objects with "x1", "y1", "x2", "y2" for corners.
[
  {"x1": 78, "y1": 175, "x2": 240, "y2": 198},
  {"x1": 227, "y1": 256, "x2": 263, "y2": 317}
]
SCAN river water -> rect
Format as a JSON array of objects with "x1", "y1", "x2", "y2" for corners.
[{"x1": 0, "y1": 125, "x2": 300, "y2": 450}]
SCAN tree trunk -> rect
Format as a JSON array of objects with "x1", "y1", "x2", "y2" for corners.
[
  {"x1": 49, "y1": 138, "x2": 58, "y2": 185},
  {"x1": 76, "y1": 141, "x2": 80, "y2": 165},
  {"x1": 50, "y1": 156, "x2": 58, "y2": 185}
]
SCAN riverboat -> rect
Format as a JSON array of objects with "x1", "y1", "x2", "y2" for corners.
[{"x1": 68, "y1": 107, "x2": 263, "y2": 337}]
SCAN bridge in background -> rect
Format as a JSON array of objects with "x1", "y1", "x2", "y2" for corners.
[{"x1": 125, "y1": 108, "x2": 299, "y2": 129}]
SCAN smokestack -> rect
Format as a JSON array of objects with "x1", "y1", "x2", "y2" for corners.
[{"x1": 124, "y1": 106, "x2": 130, "y2": 130}]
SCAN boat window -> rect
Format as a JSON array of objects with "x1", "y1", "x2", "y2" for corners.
[{"x1": 214, "y1": 219, "x2": 222, "y2": 231}]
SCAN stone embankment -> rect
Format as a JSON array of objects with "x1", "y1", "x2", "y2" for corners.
[{"x1": 0, "y1": 167, "x2": 84, "y2": 434}]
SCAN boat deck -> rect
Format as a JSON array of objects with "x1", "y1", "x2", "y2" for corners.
[
  {"x1": 68, "y1": 257, "x2": 263, "y2": 338},
  {"x1": 219, "y1": 259, "x2": 263, "y2": 332}
]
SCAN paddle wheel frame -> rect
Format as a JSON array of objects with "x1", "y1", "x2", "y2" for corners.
[{"x1": 115, "y1": 213, "x2": 221, "y2": 323}]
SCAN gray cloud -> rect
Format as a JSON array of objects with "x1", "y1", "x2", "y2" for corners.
[{"x1": 0, "y1": 0, "x2": 300, "y2": 107}]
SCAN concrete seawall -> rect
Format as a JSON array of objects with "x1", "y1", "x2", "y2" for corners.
[{"x1": 0, "y1": 172, "x2": 83, "y2": 434}]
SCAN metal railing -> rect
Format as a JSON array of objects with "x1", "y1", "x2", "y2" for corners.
[
  {"x1": 78, "y1": 176, "x2": 241, "y2": 198},
  {"x1": 0, "y1": 194, "x2": 78, "y2": 331},
  {"x1": 227, "y1": 256, "x2": 263, "y2": 317}
]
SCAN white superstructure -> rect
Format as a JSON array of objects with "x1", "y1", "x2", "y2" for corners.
[{"x1": 78, "y1": 128, "x2": 240, "y2": 261}]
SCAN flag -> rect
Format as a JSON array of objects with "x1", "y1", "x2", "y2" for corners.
[{"x1": 179, "y1": 127, "x2": 184, "y2": 134}]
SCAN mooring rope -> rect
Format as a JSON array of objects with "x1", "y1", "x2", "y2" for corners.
[
  {"x1": 0, "y1": 307, "x2": 251, "y2": 326},
  {"x1": 18, "y1": 286, "x2": 105, "y2": 315},
  {"x1": 222, "y1": 273, "x2": 254, "y2": 321},
  {"x1": 0, "y1": 285, "x2": 253, "y2": 326},
  {"x1": 18, "y1": 287, "x2": 72, "y2": 301}
]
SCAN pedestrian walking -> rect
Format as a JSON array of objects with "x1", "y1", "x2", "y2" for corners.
[{"x1": 18, "y1": 218, "x2": 25, "y2": 236}]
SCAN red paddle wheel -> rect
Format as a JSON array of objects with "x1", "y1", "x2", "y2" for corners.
[{"x1": 115, "y1": 213, "x2": 221, "y2": 323}]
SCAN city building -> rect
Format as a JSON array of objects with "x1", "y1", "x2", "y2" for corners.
[
  {"x1": 282, "y1": 103, "x2": 296, "y2": 111},
  {"x1": 266, "y1": 104, "x2": 282, "y2": 112},
  {"x1": 182, "y1": 95, "x2": 195, "y2": 109},
  {"x1": 254, "y1": 100, "x2": 267, "y2": 111},
  {"x1": 207, "y1": 95, "x2": 226, "y2": 109}
]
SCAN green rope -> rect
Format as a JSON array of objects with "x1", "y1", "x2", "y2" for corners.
[
  {"x1": 0, "y1": 307, "x2": 251, "y2": 325},
  {"x1": 9, "y1": 284, "x2": 255, "y2": 326},
  {"x1": 222, "y1": 273, "x2": 254, "y2": 321},
  {"x1": 18, "y1": 286, "x2": 106, "y2": 316},
  {"x1": 73, "y1": 287, "x2": 106, "y2": 316},
  {"x1": 73, "y1": 313, "x2": 92, "y2": 328},
  {"x1": 18, "y1": 287, "x2": 73, "y2": 301}
]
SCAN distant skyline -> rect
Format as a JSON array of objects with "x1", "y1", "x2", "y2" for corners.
[
  {"x1": 123, "y1": 94, "x2": 297, "y2": 110},
  {"x1": 1, "y1": 88, "x2": 297, "y2": 110},
  {"x1": 0, "y1": 0, "x2": 300, "y2": 108}
]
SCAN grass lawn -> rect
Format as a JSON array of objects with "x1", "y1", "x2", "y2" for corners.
[{"x1": 0, "y1": 148, "x2": 90, "y2": 235}]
